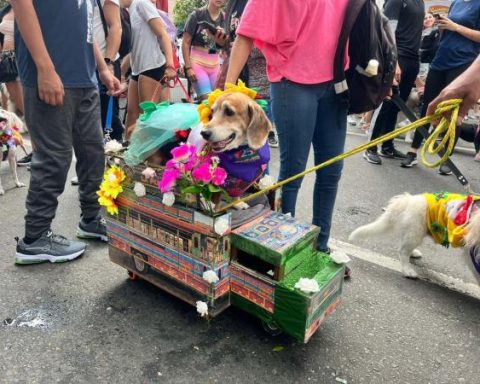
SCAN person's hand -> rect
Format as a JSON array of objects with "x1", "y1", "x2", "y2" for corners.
[
  {"x1": 427, "y1": 64, "x2": 480, "y2": 123},
  {"x1": 37, "y1": 67, "x2": 65, "y2": 106},
  {"x1": 437, "y1": 15, "x2": 459, "y2": 32},
  {"x1": 99, "y1": 68, "x2": 122, "y2": 96},
  {"x1": 211, "y1": 27, "x2": 228, "y2": 47},
  {"x1": 164, "y1": 65, "x2": 177, "y2": 81},
  {"x1": 186, "y1": 67, "x2": 197, "y2": 83}
]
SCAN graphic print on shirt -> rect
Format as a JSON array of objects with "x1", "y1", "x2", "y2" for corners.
[{"x1": 78, "y1": 0, "x2": 94, "y2": 44}]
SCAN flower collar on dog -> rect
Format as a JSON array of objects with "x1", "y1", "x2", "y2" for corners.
[{"x1": 197, "y1": 80, "x2": 268, "y2": 124}]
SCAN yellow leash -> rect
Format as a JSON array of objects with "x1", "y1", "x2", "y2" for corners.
[{"x1": 217, "y1": 99, "x2": 463, "y2": 213}]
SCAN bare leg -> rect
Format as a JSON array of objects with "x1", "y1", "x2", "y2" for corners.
[
  {"x1": 125, "y1": 78, "x2": 140, "y2": 141},
  {"x1": 5, "y1": 80, "x2": 24, "y2": 116}
]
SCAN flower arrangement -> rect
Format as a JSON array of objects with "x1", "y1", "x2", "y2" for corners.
[
  {"x1": 197, "y1": 80, "x2": 264, "y2": 124},
  {"x1": 97, "y1": 166, "x2": 126, "y2": 215},
  {"x1": 158, "y1": 142, "x2": 229, "y2": 211}
]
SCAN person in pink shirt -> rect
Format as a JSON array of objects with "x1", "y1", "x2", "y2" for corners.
[{"x1": 226, "y1": 0, "x2": 349, "y2": 265}]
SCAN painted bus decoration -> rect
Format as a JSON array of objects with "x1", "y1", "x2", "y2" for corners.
[{"x1": 106, "y1": 168, "x2": 345, "y2": 343}]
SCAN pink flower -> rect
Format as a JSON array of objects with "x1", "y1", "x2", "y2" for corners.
[
  {"x1": 159, "y1": 167, "x2": 181, "y2": 193},
  {"x1": 212, "y1": 167, "x2": 227, "y2": 186},
  {"x1": 171, "y1": 143, "x2": 196, "y2": 164},
  {"x1": 191, "y1": 163, "x2": 212, "y2": 184}
]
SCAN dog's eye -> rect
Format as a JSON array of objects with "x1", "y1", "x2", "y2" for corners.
[{"x1": 224, "y1": 106, "x2": 235, "y2": 117}]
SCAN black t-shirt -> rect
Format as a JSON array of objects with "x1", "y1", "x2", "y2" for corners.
[
  {"x1": 184, "y1": 7, "x2": 225, "y2": 51},
  {"x1": 384, "y1": 0, "x2": 425, "y2": 59},
  {"x1": 225, "y1": 0, "x2": 248, "y2": 41}
]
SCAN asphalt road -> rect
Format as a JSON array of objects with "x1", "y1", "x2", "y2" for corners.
[{"x1": 0, "y1": 132, "x2": 479, "y2": 383}]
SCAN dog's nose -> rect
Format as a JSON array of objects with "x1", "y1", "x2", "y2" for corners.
[{"x1": 200, "y1": 130, "x2": 212, "y2": 140}]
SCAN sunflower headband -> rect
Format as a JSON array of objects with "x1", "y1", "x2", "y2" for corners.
[{"x1": 197, "y1": 80, "x2": 268, "y2": 124}]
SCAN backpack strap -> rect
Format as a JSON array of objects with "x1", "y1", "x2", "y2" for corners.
[
  {"x1": 96, "y1": 0, "x2": 109, "y2": 39},
  {"x1": 333, "y1": 0, "x2": 368, "y2": 94}
]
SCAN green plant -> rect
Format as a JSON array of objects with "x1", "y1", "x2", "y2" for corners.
[{"x1": 173, "y1": 0, "x2": 207, "y2": 29}]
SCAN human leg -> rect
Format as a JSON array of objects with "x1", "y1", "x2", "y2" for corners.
[
  {"x1": 270, "y1": 80, "x2": 319, "y2": 217},
  {"x1": 5, "y1": 79, "x2": 24, "y2": 116},
  {"x1": 191, "y1": 61, "x2": 214, "y2": 99},
  {"x1": 125, "y1": 78, "x2": 140, "y2": 141},
  {"x1": 311, "y1": 85, "x2": 348, "y2": 251}
]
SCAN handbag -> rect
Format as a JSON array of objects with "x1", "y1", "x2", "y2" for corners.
[{"x1": 0, "y1": 51, "x2": 18, "y2": 83}]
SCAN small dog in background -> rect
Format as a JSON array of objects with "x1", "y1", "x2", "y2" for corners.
[
  {"x1": 349, "y1": 192, "x2": 480, "y2": 284},
  {"x1": 0, "y1": 110, "x2": 27, "y2": 195}
]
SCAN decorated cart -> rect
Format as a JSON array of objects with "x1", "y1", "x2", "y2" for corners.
[{"x1": 101, "y1": 83, "x2": 346, "y2": 343}]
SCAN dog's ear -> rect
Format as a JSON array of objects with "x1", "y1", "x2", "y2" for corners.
[{"x1": 246, "y1": 101, "x2": 272, "y2": 150}]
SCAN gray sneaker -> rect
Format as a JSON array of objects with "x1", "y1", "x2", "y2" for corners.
[
  {"x1": 15, "y1": 230, "x2": 86, "y2": 265},
  {"x1": 76, "y1": 215, "x2": 108, "y2": 242}
]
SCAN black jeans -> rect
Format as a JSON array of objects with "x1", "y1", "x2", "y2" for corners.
[
  {"x1": 411, "y1": 62, "x2": 471, "y2": 150},
  {"x1": 369, "y1": 55, "x2": 420, "y2": 152},
  {"x1": 96, "y1": 60, "x2": 123, "y2": 141}
]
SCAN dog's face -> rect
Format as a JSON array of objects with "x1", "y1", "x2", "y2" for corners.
[{"x1": 200, "y1": 93, "x2": 271, "y2": 152}]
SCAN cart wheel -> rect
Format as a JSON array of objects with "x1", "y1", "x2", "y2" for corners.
[
  {"x1": 127, "y1": 271, "x2": 139, "y2": 280},
  {"x1": 262, "y1": 319, "x2": 283, "y2": 336}
]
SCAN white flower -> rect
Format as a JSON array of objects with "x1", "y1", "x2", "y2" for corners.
[
  {"x1": 133, "y1": 182, "x2": 146, "y2": 197},
  {"x1": 162, "y1": 192, "x2": 175, "y2": 207},
  {"x1": 294, "y1": 278, "x2": 320, "y2": 294},
  {"x1": 258, "y1": 175, "x2": 274, "y2": 189},
  {"x1": 202, "y1": 270, "x2": 219, "y2": 284},
  {"x1": 196, "y1": 301, "x2": 208, "y2": 317},
  {"x1": 214, "y1": 216, "x2": 229, "y2": 236},
  {"x1": 211, "y1": 156, "x2": 220, "y2": 165},
  {"x1": 104, "y1": 139, "x2": 123, "y2": 154},
  {"x1": 142, "y1": 167, "x2": 156, "y2": 180},
  {"x1": 114, "y1": 158, "x2": 121, "y2": 165},
  {"x1": 329, "y1": 249, "x2": 351, "y2": 265}
]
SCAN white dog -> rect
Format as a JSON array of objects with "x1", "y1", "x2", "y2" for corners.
[
  {"x1": 0, "y1": 110, "x2": 27, "y2": 195},
  {"x1": 349, "y1": 192, "x2": 480, "y2": 283}
]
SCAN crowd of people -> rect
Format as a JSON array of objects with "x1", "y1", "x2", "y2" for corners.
[{"x1": 2, "y1": 0, "x2": 479, "y2": 270}]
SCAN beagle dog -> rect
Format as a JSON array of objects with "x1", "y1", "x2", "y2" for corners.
[{"x1": 199, "y1": 93, "x2": 273, "y2": 208}]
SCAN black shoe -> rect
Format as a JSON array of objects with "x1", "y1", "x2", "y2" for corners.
[
  {"x1": 363, "y1": 149, "x2": 382, "y2": 165},
  {"x1": 268, "y1": 131, "x2": 279, "y2": 148},
  {"x1": 439, "y1": 163, "x2": 452, "y2": 175},
  {"x1": 401, "y1": 152, "x2": 418, "y2": 168},
  {"x1": 76, "y1": 215, "x2": 108, "y2": 242},
  {"x1": 17, "y1": 153, "x2": 32, "y2": 167},
  {"x1": 379, "y1": 147, "x2": 407, "y2": 159}
]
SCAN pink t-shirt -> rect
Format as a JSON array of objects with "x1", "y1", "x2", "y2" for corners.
[{"x1": 237, "y1": 0, "x2": 349, "y2": 84}]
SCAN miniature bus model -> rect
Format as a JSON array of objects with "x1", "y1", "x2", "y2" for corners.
[{"x1": 106, "y1": 164, "x2": 345, "y2": 343}]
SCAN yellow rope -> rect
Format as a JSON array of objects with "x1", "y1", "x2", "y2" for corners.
[{"x1": 217, "y1": 98, "x2": 463, "y2": 213}]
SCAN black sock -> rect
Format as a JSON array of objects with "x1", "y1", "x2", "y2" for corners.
[{"x1": 23, "y1": 236, "x2": 40, "y2": 245}]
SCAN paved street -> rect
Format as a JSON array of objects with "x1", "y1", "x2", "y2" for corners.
[{"x1": 1, "y1": 132, "x2": 479, "y2": 383}]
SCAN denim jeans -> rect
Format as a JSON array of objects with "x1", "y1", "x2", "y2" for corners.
[{"x1": 271, "y1": 80, "x2": 347, "y2": 251}]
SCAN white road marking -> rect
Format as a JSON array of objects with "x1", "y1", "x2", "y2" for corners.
[{"x1": 331, "y1": 238, "x2": 480, "y2": 300}]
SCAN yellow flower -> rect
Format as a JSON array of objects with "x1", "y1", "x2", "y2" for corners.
[
  {"x1": 198, "y1": 80, "x2": 258, "y2": 123},
  {"x1": 97, "y1": 166, "x2": 126, "y2": 215}
]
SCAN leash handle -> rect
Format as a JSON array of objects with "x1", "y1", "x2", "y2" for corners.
[{"x1": 104, "y1": 95, "x2": 114, "y2": 143}]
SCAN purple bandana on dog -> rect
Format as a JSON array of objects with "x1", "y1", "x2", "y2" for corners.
[{"x1": 218, "y1": 143, "x2": 270, "y2": 197}]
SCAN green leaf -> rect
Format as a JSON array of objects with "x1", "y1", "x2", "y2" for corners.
[
  {"x1": 182, "y1": 185, "x2": 202, "y2": 194},
  {"x1": 272, "y1": 346, "x2": 284, "y2": 352},
  {"x1": 208, "y1": 184, "x2": 223, "y2": 193}
]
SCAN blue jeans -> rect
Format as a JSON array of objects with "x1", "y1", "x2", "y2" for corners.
[{"x1": 271, "y1": 80, "x2": 347, "y2": 251}]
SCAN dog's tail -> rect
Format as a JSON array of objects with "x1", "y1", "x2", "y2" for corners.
[{"x1": 349, "y1": 193, "x2": 414, "y2": 242}]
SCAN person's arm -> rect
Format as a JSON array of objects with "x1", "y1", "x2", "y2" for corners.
[
  {"x1": 181, "y1": 32, "x2": 196, "y2": 83},
  {"x1": 148, "y1": 18, "x2": 176, "y2": 80},
  {"x1": 94, "y1": 41, "x2": 122, "y2": 95},
  {"x1": 437, "y1": 16, "x2": 480, "y2": 42},
  {"x1": 225, "y1": 34, "x2": 253, "y2": 85},
  {"x1": 103, "y1": 0, "x2": 122, "y2": 63},
  {"x1": 427, "y1": 58, "x2": 480, "y2": 121},
  {"x1": 11, "y1": 0, "x2": 64, "y2": 106}
]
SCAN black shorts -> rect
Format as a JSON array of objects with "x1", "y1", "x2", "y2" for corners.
[{"x1": 131, "y1": 65, "x2": 166, "y2": 82}]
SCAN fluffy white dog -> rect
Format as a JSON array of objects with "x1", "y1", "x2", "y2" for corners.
[{"x1": 349, "y1": 192, "x2": 480, "y2": 283}]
